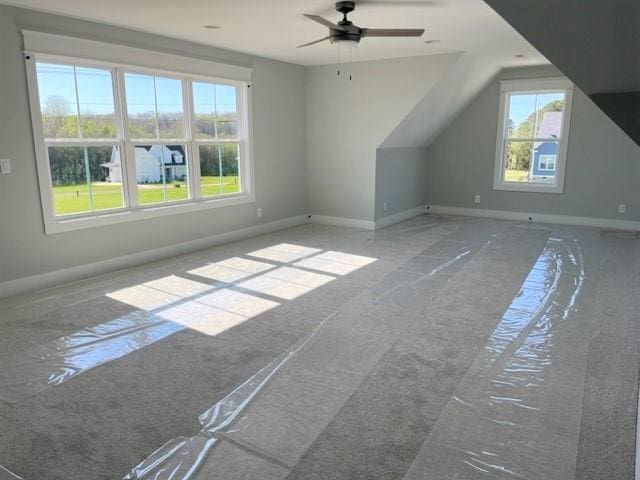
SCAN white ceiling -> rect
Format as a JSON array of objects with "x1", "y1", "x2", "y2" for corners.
[{"x1": 1, "y1": 0, "x2": 546, "y2": 66}]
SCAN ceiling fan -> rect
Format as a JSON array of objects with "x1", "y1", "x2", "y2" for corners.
[{"x1": 298, "y1": 1, "x2": 425, "y2": 48}]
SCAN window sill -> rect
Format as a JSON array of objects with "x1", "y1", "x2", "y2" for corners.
[
  {"x1": 493, "y1": 182, "x2": 564, "y2": 194},
  {"x1": 44, "y1": 193, "x2": 255, "y2": 234}
]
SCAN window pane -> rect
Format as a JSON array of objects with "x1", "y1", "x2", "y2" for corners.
[
  {"x1": 125, "y1": 73, "x2": 185, "y2": 139},
  {"x1": 221, "y1": 143, "x2": 240, "y2": 194},
  {"x1": 156, "y1": 77, "x2": 185, "y2": 138},
  {"x1": 199, "y1": 145, "x2": 222, "y2": 196},
  {"x1": 192, "y1": 82, "x2": 238, "y2": 140},
  {"x1": 124, "y1": 73, "x2": 156, "y2": 139},
  {"x1": 504, "y1": 141, "x2": 533, "y2": 183},
  {"x1": 508, "y1": 92, "x2": 565, "y2": 140},
  {"x1": 534, "y1": 93, "x2": 565, "y2": 139},
  {"x1": 193, "y1": 82, "x2": 216, "y2": 139},
  {"x1": 504, "y1": 140, "x2": 558, "y2": 185},
  {"x1": 199, "y1": 144, "x2": 240, "y2": 197},
  {"x1": 49, "y1": 145, "x2": 123, "y2": 215},
  {"x1": 37, "y1": 63, "x2": 79, "y2": 139},
  {"x1": 135, "y1": 144, "x2": 189, "y2": 205},
  {"x1": 215, "y1": 84, "x2": 238, "y2": 139},
  {"x1": 76, "y1": 67, "x2": 117, "y2": 139},
  {"x1": 507, "y1": 94, "x2": 536, "y2": 138}
]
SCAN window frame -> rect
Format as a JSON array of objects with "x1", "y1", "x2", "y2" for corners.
[
  {"x1": 34, "y1": 58, "x2": 130, "y2": 218},
  {"x1": 26, "y1": 52, "x2": 254, "y2": 234},
  {"x1": 493, "y1": 77, "x2": 574, "y2": 194},
  {"x1": 187, "y1": 79, "x2": 245, "y2": 200}
]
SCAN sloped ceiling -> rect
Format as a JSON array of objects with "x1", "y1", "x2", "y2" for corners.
[
  {"x1": 483, "y1": 0, "x2": 640, "y2": 95},
  {"x1": 381, "y1": 53, "x2": 505, "y2": 148}
]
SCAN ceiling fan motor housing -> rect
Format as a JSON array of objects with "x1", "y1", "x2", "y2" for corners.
[
  {"x1": 298, "y1": 2, "x2": 424, "y2": 48},
  {"x1": 332, "y1": 1, "x2": 362, "y2": 43}
]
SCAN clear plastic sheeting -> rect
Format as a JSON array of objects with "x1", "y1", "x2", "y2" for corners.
[
  {"x1": 0, "y1": 244, "x2": 374, "y2": 404},
  {"x1": 0, "y1": 465, "x2": 23, "y2": 480},
  {"x1": 405, "y1": 236, "x2": 588, "y2": 479},
  {"x1": 1, "y1": 217, "x2": 636, "y2": 480},
  {"x1": 123, "y1": 316, "x2": 329, "y2": 480},
  {"x1": 0, "y1": 312, "x2": 184, "y2": 403}
]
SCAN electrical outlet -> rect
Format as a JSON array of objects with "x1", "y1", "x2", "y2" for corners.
[
  {"x1": 257, "y1": 207, "x2": 263, "y2": 218},
  {"x1": 618, "y1": 204, "x2": 627, "y2": 214},
  {"x1": 383, "y1": 202, "x2": 387, "y2": 212},
  {"x1": 0, "y1": 158, "x2": 11, "y2": 174},
  {"x1": 474, "y1": 195, "x2": 481, "y2": 205}
]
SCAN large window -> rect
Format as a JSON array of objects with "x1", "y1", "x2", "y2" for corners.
[
  {"x1": 28, "y1": 53, "x2": 251, "y2": 231},
  {"x1": 493, "y1": 78, "x2": 573, "y2": 193}
]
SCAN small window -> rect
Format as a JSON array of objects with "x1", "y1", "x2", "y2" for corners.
[
  {"x1": 494, "y1": 78, "x2": 573, "y2": 193},
  {"x1": 538, "y1": 155, "x2": 556, "y2": 172}
]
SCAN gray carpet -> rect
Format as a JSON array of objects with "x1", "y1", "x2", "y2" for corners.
[{"x1": 0, "y1": 215, "x2": 637, "y2": 479}]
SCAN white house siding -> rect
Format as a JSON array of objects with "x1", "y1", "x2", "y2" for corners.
[{"x1": 105, "y1": 146, "x2": 186, "y2": 184}]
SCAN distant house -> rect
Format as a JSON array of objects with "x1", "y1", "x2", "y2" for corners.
[
  {"x1": 102, "y1": 146, "x2": 187, "y2": 184},
  {"x1": 531, "y1": 111, "x2": 562, "y2": 179}
]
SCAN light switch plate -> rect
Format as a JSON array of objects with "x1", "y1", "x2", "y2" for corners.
[{"x1": 0, "y1": 158, "x2": 10, "y2": 174}]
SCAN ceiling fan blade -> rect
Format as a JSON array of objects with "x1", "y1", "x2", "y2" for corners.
[
  {"x1": 303, "y1": 14, "x2": 346, "y2": 32},
  {"x1": 362, "y1": 28, "x2": 425, "y2": 37},
  {"x1": 297, "y1": 36, "x2": 332, "y2": 48}
]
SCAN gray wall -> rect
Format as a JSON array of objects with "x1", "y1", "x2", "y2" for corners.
[
  {"x1": 427, "y1": 66, "x2": 640, "y2": 221},
  {"x1": 306, "y1": 53, "x2": 459, "y2": 221},
  {"x1": 0, "y1": 5, "x2": 307, "y2": 284},
  {"x1": 375, "y1": 147, "x2": 427, "y2": 220}
]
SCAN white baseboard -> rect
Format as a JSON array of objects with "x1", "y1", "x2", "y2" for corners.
[
  {"x1": 0, "y1": 215, "x2": 308, "y2": 300},
  {"x1": 429, "y1": 205, "x2": 640, "y2": 231},
  {"x1": 309, "y1": 214, "x2": 376, "y2": 230},
  {"x1": 309, "y1": 206, "x2": 426, "y2": 231},
  {"x1": 375, "y1": 206, "x2": 425, "y2": 229}
]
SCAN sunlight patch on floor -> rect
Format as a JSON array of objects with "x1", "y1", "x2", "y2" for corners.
[
  {"x1": 106, "y1": 275, "x2": 214, "y2": 311},
  {"x1": 247, "y1": 243, "x2": 322, "y2": 263},
  {"x1": 238, "y1": 267, "x2": 335, "y2": 300},
  {"x1": 188, "y1": 258, "x2": 275, "y2": 283}
]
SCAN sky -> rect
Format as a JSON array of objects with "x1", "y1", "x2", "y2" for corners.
[
  {"x1": 37, "y1": 61, "x2": 562, "y2": 137},
  {"x1": 36, "y1": 63, "x2": 237, "y2": 117}
]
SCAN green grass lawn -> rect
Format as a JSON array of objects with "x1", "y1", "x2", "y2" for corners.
[
  {"x1": 200, "y1": 175, "x2": 240, "y2": 197},
  {"x1": 53, "y1": 176, "x2": 240, "y2": 215},
  {"x1": 52, "y1": 183, "x2": 123, "y2": 215}
]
